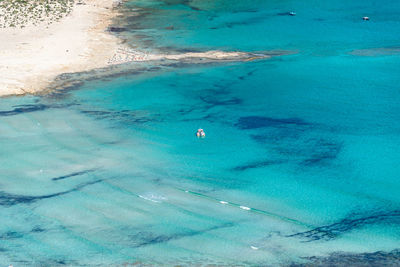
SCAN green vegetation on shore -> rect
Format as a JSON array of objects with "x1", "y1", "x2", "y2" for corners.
[{"x1": 0, "y1": 0, "x2": 76, "y2": 28}]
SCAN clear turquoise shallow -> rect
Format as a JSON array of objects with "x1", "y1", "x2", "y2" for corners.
[{"x1": 1, "y1": 0, "x2": 400, "y2": 266}]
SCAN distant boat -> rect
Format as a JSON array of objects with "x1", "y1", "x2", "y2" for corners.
[
  {"x1": 196, "y1": 128, "x2": 205, "y2": 138},
  {"x1": 363, "y1": 16, "x2": 370, "y2": 21},
  {"x1": 277, "y1": 11, "x2": 296, "y2": 17}
]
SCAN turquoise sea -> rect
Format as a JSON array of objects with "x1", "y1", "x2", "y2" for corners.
[{"x1": 1, "y1": 0, "x2": 400, "y2": 266}]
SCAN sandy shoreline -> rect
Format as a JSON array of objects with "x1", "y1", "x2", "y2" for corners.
[
  {"x1": 0, "y1": 0, "x2": 271, "y2": 97},
  {"x1": 0, "y1": 0, "x2": 126, "y2": 97}
]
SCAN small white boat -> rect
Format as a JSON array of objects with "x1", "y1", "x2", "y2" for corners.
[
  {"x1": 363, "y1": 16, "x2": 370, "y2": 21},
  {"x1": 196, "y1": 128, "x2": 205, "y2": 138}
]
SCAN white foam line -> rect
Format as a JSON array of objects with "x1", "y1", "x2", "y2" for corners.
[
  {"x1": 138, "y1": 195, "x2": 160, "y2": 203},
  {"x1": 179, "y1": 188, "x2": 311, "y2": 228}
]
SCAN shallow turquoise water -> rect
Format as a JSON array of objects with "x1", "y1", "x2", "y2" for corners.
[{"x1": 1, "y1": 0, "x2": 400, "y2": 266}]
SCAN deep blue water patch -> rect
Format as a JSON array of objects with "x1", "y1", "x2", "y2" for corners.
[
  {"x1": 128, "y1": 222, "x2": 235, "y2": 248},
  {"x1": 236, "y1": 116, "x2": 311, "y2": 130},
  {"x1": 0, "y1": 104, "x2": 48, "y2": 116},
  {"x1": 31, "y1": 226, "x2": 46, "y2": 233},
  {"x1": 292, "y1": 249, "x2": 400, "y2": 266},
  {"x1": 52, "y1": 169, "x2": 97, "y2": 181},
  {"x1": 80, "y1": 109, "x2": 159, "y2": 124},
  {"x1": 0, "y1": 231, "x2": 23, "y2": 240},
  {"x1": 232, "y1": 159, "x2": 286, "y2": 171},
  {"x1": 300, "y1": 139, "x2": 342, "y2": 167},
  {"x1": 288, "y1": 210, "x2": 400, "y2": 242},
  {"x1": 0, "y1": 180, "x2": 102, "y2": 206}
]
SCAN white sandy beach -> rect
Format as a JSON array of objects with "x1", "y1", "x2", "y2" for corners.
[
  {"x1": 0, "y1": 0, "x2": 125, "y2": 97},
  {"x1": 0, "y1": 0, "x2": 268, "y2": 97}
]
